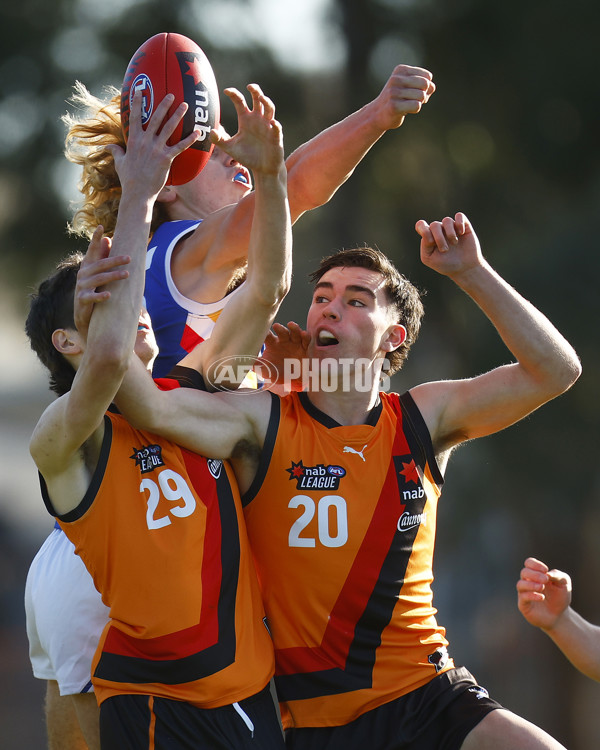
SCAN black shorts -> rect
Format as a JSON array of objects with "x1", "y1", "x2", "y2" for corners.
[
  {"x1": 284, "y1": 667, "x2": 503, "y2": 750},
  {"x1": 99, "y1": 684, "x2": 285, "y2": 749}
]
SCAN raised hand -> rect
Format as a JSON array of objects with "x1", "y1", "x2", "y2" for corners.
[
  {"x1": 74, "y1": 225, "x2": 131, "y2": 337},
  {"x1": 262, "y1": 322, "x2": 311, "y2": 392},
  {"x1": 210, "y1": 84, "x2": 284, "y2": 177},
  {"x1": 415, "y1": 212, "x2": 483, "y2": 278},
  {"x1": 516, "y1": 557, "x2": 572, "y2": 630},
  {"x1": 110, "y1": 90, "x2": 201, "y2": 199},
  {"x1": 372, "y1": 64, "x2": 436, "y2": 130}
]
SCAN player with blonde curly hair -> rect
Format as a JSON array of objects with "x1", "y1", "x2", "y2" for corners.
[{"x1": 63, "y1": 64, "x2": 436, "y2": 378}]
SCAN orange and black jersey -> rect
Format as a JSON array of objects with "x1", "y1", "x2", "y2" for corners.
[
  {"x1": 242, "y1": 390, "x2": 452, "y2": 729},
  {"x1": 40, "y1": 371, "x2": 274, "y2": 708}
]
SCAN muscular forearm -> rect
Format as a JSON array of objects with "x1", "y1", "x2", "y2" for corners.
[
  {"x1": 246, "y1": 166, "x2": 291, "y2": 305},
  {"x1": 452, "y1": 261, "x2": 581, "y2": 396},
  {"x1": 285, "y1": 101, "x2": 386, "y2": 220},
  {"x1": 86, "y1": 193, "x2": 152, "y2": 366}
]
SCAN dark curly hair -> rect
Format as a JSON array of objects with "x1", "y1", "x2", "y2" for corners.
[
  {"x1": 25, "y1": 253, "x2": 83, "y2": 396},
  {"x1": 309, "y1": 246, "x2": 424, "y2": 376}
]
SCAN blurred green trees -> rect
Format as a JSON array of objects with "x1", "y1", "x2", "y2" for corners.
[{"x1": 1, "y1": 0, "x2": 598, "y2": 746}]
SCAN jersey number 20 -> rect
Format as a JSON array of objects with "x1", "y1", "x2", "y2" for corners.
[{"x1": 288, "y1": 495, "x2": 348, "y2": 548}]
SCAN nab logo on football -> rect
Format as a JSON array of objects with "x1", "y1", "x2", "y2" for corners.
[{"x1": 130, "y1": 74, "x2": 154, "y2": 124}]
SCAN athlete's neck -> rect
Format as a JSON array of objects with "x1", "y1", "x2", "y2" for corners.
[{"x1": 305, "y1": 387, "x2": 381, "y2": 427}]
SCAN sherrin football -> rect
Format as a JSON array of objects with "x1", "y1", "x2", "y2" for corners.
[{"x1": 121, "y1": 32, "x2": 220, "y2": 186}]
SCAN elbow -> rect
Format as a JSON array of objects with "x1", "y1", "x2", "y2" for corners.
[
  {"x1": 560, "y1": 355, "x2": 582, "y2": 393},
  {"x1": 274, "y1": 271, "x2": 292, "y2": 305},
  {"x1": 252, "y1": 269, "x2": 292, "y2": 310},
  {"x1": 555, "y1": 347, "x2": 582, "y2": 393},
  {"x1": 287, "y1": 176, "x2": 332, "y2": 217},
  {"x1": 88, "y1": 342, "x2": 130, "y2": 382},
  {"x1": 267, "y1": 279, "x2": 291, "y2": 310},
  {"x1": 543, "y1": 351, "x2": 582, "y2": 399}
]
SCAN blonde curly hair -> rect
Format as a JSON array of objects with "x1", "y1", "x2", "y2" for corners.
[{"x1": 63, "y1": 81, "x2": 167, "y2": 238}]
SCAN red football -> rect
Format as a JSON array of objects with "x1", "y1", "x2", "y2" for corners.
[{"x1": 121, "y1": 32, "x2": 220, "y2": 186}]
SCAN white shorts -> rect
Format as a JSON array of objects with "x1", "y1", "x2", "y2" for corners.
[{"x1": 24, "y1": 526, "x2": 109, "y2": 696}]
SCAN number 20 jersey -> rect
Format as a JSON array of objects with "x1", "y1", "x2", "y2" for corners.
[
  {"x1": 242, "y1": 390, "x2": 452, "y2": 729},
  {"x1": 40, "y1": 400, "x2": 274, "y2": 709}
]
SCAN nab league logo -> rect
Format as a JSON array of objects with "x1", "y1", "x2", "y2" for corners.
[
  {"x1": 130, "y1": 444, "x2": 165, "y2": 473},
  {"x1": 286, "y1": 460, "x2": 346, "y2": 491}
]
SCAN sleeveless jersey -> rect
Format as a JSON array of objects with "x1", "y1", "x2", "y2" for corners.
[
  {"x1": 242, "y1": 390, "x2": 451, "y2": 729},
  {"x1": 145, "y1": 220, "x2": 245, "y2": 377},
  {"x1": 40, "y1": 406, "x2": 274, "y2": 709}
]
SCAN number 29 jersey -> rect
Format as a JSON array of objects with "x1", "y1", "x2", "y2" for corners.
[
  {"x1": 242, "y1": 390, "x2": 452, "y2": 729},
  {"x1": 41, "y1": 404, "x2": 274, "y2": 709}
]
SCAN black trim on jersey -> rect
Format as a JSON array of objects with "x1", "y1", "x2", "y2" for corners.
[
  {"x1": 298, "y1": 391, "x2": 383, "y2": 428},
  {"x1": 275, "y1": 486, "x2": 427, "y2": 702},
  {"x1": 241, "y1": 392, "x2": 280, "y2": 507},
  {"x1": 165, "y1": 365, "x2": 208, "y2": 391},
  {"x1": 40, "y1": 414, "x2": 113, "y2": 523},
  {"x1": 274, "y1": 393, "x2": 440, "y2": 702},
  {"x1": 397, "y1": 391, "x2": 444, "y2": 488},
  {"x1": 94, "y1": 457, "x2": 242, "y2": 685}
]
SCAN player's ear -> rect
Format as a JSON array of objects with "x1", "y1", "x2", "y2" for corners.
[
  {"x1": 380, "y1": 324, "x2": 406, "y2": 352},
  {"x1": 52, "y1": 328, "x2": 83, "y2": 356}
]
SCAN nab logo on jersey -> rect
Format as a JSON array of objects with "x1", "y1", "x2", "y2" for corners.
[
  {"x1": 286, "y1": 460, "x2": 346, "y2": 491},
  {"x1": 130, "y1": 444, "x2": 165, "y2": 474}
]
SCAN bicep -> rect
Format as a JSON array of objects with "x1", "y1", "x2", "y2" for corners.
[
  {"x1": 30, "y1": 374, "x2": 109, "y2": 477},
  {"x1": 411, "y1": 364, "x2": 551, "y2": 451},
  {"x1": 124, "y1": 384, "x2": 256, "y2": 461},
  {"x1": 178, "y1": 201, "x2": 255, "y2": 275}
]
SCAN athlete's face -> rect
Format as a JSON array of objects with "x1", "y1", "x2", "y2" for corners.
[
  {"x1": 306, "y1": 266, "x2": 406, "y2": 368},
  {"x1": 173, "y1": 142, "x2": 252, "y2": 218}
]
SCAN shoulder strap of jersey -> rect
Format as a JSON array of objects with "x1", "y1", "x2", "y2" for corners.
[
  {"x1": 154, "y1": 366, "x2": 208, "y2": 392},
  {"x1": 389, "y1": 392, "x2": 444, "y2": 488},
  {"x1": 148, "y1": 219, "x2": 202, "y2": 250},
  {"x1": 42, "y1": 413, "x2": 114, "y2": 522},
  {"x1": 241, "y1": 392, "x2": 281, "y2": 507}
]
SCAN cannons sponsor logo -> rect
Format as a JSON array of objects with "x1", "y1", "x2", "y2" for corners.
[{"x1": 397, "y1": 510, "x2": 427, "y2": 532}]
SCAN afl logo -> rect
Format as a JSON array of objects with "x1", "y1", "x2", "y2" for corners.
[
  {"x1": 327, "y1": 465, "x2": 346, "y2": 478},
  {"x1": 130, "y1": 74, "x2": 154, "y2": 124}
]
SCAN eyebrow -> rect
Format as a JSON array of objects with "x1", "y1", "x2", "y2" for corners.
[{"x1": 314, "y1": 281, "x2": 377, "y2": 300}]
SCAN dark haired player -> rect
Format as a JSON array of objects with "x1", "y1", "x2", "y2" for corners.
[{"x1": 109, "y1": 212, "x2": 580, "y2": 749}]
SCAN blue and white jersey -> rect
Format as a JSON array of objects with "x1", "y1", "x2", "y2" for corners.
[{"x1": 145, "y1": 219, "x2": 245, "y2": 377}]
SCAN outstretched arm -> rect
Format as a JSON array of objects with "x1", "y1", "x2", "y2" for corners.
[
  {"x1": 179, "y1": 84, "x2": 292, "y2": 388},
  {"x1": 115, "y1": 355, "x2": 271, "y2": 494},
  {"x1": 178, "y1": 65, "x2": 435, "y2": 275},
  {"x1": 284, "y1": 64, "x2": 435, "y2": 218},
  {"x1": 30, "y1": 93, "x2": 198, "y2": 513},
  {"x1": 517, "y1": 557, "x2": 600, "y2": 681},
  {"x1": 410, "y1": 213, "x2": 581, "y2": 454}
]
